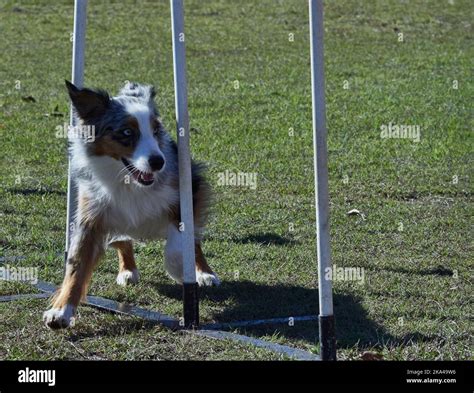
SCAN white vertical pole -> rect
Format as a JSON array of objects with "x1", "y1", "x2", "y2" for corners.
[
  {"x1": 309, "y1": 0, "x2": 336, "y2": 360},
  {"x1": 170, "y1": 0, "x2": 199, "y2": 327},
  {"x1": 65, "y1": 0, "x2": 87, "y2": 264}
]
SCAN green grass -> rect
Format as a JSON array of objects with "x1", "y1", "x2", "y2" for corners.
[{"x1": 0, "y1": 0, "x2": 472, "y2": 360}]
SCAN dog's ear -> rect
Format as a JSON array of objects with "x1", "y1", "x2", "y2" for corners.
[
  {"x1": 148, "y1": 85, "x2": 156, "y2": 100},
  {"x1": 65, "y1": 80, "x2": 110, "y2": 122}
]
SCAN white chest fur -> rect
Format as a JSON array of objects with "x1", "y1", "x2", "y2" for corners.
[
  {"x1": 105, "y1": 181, "x2": 178, "y2": 239},
  {"x1": 73, "y1": 143, "x2": 179, "y2": 241}
]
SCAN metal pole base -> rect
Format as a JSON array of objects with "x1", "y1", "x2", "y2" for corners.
[
  {"x1": 319, "y1": 314, "x2": 336, "y2": 360},
  {"x1": 183, "y1": 282, "x2": 199, "y2": 328}
]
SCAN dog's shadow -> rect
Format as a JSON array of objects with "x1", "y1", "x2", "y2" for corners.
[
  {"x1": 231, "y1": 233, "x2": 299, "y2": 246},
  {"x1": 72, "y1": 230, "x2": 435, "y2": 351},
  {"x1": 67, "y1": 278, "x2": 433, "y2": 352},
  {"x1": 152, "y1": 279, "x2": 434, "y2": 350}
]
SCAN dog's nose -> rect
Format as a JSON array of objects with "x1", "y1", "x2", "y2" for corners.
[{"x1": 148, "y1": 155, "x2": 165, "y2": 171}]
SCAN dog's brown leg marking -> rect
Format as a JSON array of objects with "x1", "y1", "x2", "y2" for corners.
[
  {"x1": 195, "y1": 242, "x2": 214, "y2": 274},
  {"x1": 50, "y1": 195, "x2": 105, "y2": 310},
  {"x1": 110, "y1": 240, "x2": 136, "y2": 273}
]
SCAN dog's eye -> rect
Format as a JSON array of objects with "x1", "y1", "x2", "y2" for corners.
[{"x1": 122, "y1": 129, "x2": 133, "y2": 137}]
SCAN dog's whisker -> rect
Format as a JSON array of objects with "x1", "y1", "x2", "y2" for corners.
[{"x1": 115, "y1": 166, "x2": 131, "y2": 181}]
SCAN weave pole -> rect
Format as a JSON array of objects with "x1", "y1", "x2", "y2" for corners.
[
  {"x1": 170, "y1": 0, "x2": 199, "y2": 328},
  {"x1": 65, "y1": 0, "x2": 87, "y2": 265},
  {"x1": 309, "y1": 0, "x2": 337, "y2": 360}
]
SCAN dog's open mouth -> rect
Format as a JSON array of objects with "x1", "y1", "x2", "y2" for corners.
[{"x1": 121, "y1": 158, "x2": 154, "y2": 186}]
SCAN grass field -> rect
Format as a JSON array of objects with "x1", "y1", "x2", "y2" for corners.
[{"x1": 0, "y1": 0, "x2": 472, "y2": 360}]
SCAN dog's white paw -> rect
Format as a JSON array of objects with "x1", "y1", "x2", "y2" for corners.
[
  {"x1": 116, "y1": 269, "x2": 139, "y2": 286},
  {"x1": 43, "y1": 305, "x2": 76, "y2": 330},
  {"x1": 196, "y1": 271, "x2": 221, "y2": 287}
]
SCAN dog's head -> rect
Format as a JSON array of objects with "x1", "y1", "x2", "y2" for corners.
[{"x1": 66, "y1": 80, "x2": 166, "y2": 187}]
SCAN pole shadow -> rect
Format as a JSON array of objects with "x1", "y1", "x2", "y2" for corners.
[
  {"x1": 7, "y1": 187, "x2": 66, "y2": 196},
  {"x1": 154, "y1": 279, "x2": 434, "y2": 351},
  {"x1": 232, "y1": 233, "x2": 299, "y2": 246}
]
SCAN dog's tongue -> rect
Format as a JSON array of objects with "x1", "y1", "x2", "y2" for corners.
[{"x1": 140, "y1": 172, "x2": 154, "y2": 182}]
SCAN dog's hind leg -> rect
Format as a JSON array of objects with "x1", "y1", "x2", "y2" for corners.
[
  {"x1": 164, "y1": 222, "x2": 220, "y2": 287},
  {"x1": 164, "y1": 223, "x2": 184, "y2": 284},
  {"x1": 110, "y1": 240, "x2": 139, "y2": 286},
  {"x1": 192, "y1": 174, "x2": 220, "y2": 286},
  {"x1": 165, "y1": 170, "x2": 219, "y2": 286}
]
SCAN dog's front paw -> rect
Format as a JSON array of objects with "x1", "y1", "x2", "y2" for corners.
[
  {"x1": 116, "y1": 268, "x2": 140, "y2": 286},
  {"x1": 196, "y1": 271, "x2": 221, "y2": 287},
  {"x1": 43, "y1": 305, "x2": 76, "y2": 330}
]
